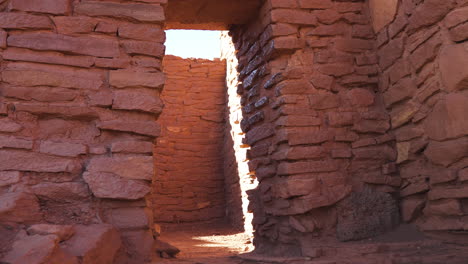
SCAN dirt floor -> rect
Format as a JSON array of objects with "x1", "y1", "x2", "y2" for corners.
[{"x1": 153, "y1": 222, "x2": 468, "y2": 264}]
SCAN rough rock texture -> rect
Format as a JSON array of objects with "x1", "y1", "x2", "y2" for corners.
[
  {"x1": 0, "y1": 1, "x2": 164, "y2": 262},
  {"x1": 153, "y1": 56, "x2": 228, "y2": 223},
  {"x1": 336, "y1": 190, "x2": 400, "y2": 241}
]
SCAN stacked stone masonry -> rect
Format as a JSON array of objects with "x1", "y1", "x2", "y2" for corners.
[
  {"x1": 0, "y1": 0, "x2": 468, "y2": 262},
  {"x1": 153, "y1": 55, "x2": 228, "y2": 223},
  {"x1": 0, "y1": 0, "x2": 166, "y2": 263}
]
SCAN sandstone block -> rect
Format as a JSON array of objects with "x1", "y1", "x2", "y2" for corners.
[
  {"x1": 4, "y1": 48, "x2": 95, "y2": 68},
  {"x1": 0, "y1": 192, "x2": 42, "y2": 223},
  {"x1": 27, "y1": 224, "x2": 75, "y2": 241},
  {"x1": 113, "y1": 90, "x2": 163, "y2": 114},
  {"x1": 424, "y1": 93, "x2": 468, "y2": 141},
  {"x1": 62, "y1": 224, "x2": 121, "y2": 264},
  {"x1": 0, "y1": 29, "x2": 6, "y2": 48},
  {"x1": 378, "y1": 38, "x2": 404, "y2": 70},
  {"x1": 39, "y1": 141, "x2": 87, "y2": 157},
  {"x1": 0, "y1": 135, "x2": 33, "y2": 150},
  {"x1": 13, "y1": 103, "x2": 99, "y2": 119},
  {"x1": 439, "y1": 44, "x2": 468, "y2": 92},
  {"x1": 0, "y1": 13, "x2": 53, "y2": 29},
  {"x1": 0, "y1": 150, "x2": 81, "y2": 173},
  {"x1": 83, "y1": 172, "x2": 150, "y2": 200},
  {"x1": 31, "y1": 182, "x2": 90, "y2": 201},
  {"x1": 102, "y1": 207, "x2": 150, "y2": 229},
  {"x1": 87, "y1": 156, "x2": 153, "y2": 181},
  {"x1": 118, "y1": 23, "x2": 165, "y2": 42},
  {"x1": 121, "y1": 40, "x2": 165, "y2": 57},
  {"x1": 75, "y1": 1, "x2": 164, "y2": 22},
  {"x1": 272, "y1": 177, "x2": 320, "y2": 199},
  {"x1": 368, "y1": 0, "x2": 398, "y2": 32},
  {"x1": 337, "y1": 190, "x2": 399, "y2": 241},
  {"x1": 444, "y1": 6, "x2": 468, "y2": 29},
  {"x1": 428, "y1": 185, "x2": 468, "y2": 200},
  {"x1": 120, "y1": 230, "x2": 154, "y2": 263},
  {"x1": 53, "y1": 16, "x2": 97, "y2": 34},
  {"x1": 298, "y1": 0, "x2": 332, "y2": 9},
  {"x1": 11, "y1": 0, "x2": 70, "y2": 15},
  {"x1": 3, "y1": 86, "x2": 77, "y2": 102},
  {"x1": 448, "y1": 22, "x2": 468, "y2": 42},
  {"x1": 8, "y1": 32, "x2": 119, "y2": 58},
  {"x1": 271, "y1": 9, "x2": 317, "y2": 25},
  {"x1": 0, "y1": 118, "x2": 22, "y2": 132},
  {"x1": 109, "y1": 70, "x2": 165, "y2": 89},
  {"x1": 2, "y1": 62, "x2": 104, "y2": 89},
  {"x1": 424, "y1": 199, "x2": 463, "y2": 216},
  {"x1": 111, "y1": 141, "x2": 153, "y2": 154},
  {"x1": 347, "y1": 88, "x2": 375, "y2": 107},
  {"x1": 401, "y1": 196, "x2": 425, "y2": 222},
  {"x1": 97, "y1": 121, "x2": 161, "y2": 137},
  {"x1": 0, "y1": 171, "x2": 20, "y2": 187},
  {"x1": 424, "y1": 137, "x2": 468, "y2": 167},
  {"x1": 383, "y1": 78, "x2": 417, "y2": 108},
  {"x1": 3, "y1": 232, "x2": 78, "y2": 264},
  {"x1": 407, "y1": 0, "x2": 457, "y2": 34}
]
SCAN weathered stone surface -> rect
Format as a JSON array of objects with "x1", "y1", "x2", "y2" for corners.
[
  {"x1": 53, "y1": 16, "x2": 97, "y2": 34},
  {"x1": 62, "y1": 224, "x2": 121, "y2": 264},
  {"x1": 347, "y1": 88, "x2": 375, "y2": 107},
  {"x1": 121, "y1": 230, "x2": 154, "y2": 263},
  {"x1": 424, "y1": 137, "x2": 468, "y2": 167},
  {"x1": 383, "y1": 78, "x2": 417, "y2": 108},
  {"x1": 3, "y1": 232, "x2": 78, "y2": 264},
  {"x1": 272, "y1": 177, "x2": 320, "y2": 199},
  {"x1": 424, "y1": 93, "x2": 468, "y2": 141},
  {"x1": 378, "y1": 38, "x2": 404, "y2": 70},
  {"x1": 111, "y1": 141, "x2": 153, "y2": 154},
  {"x1": 428, "y1": 184, "x2": 468, "y2": 200},
  {"x1": 121, "y1": 40, "x2": 165, "y2": 57},
  {"x1": 86, "y1": 156, "x2": 153, "y2": 180},
  {"x1": 27, "y1": 224, "x2": 75, "y2": 241},
  {"x1": 368, "y1": 0, "x2": 398, "y2": 32},
  {"x1": 406, "y1": 0, "x2": 456, "y2": 34},
  {"x1": 0, "y1": 118, "x2": 22, "y2": 132},
  {"x1": 271, "y1": 9, "x2": 317, "y2": 25},
  {"x1": 113, "y1": 90, "x2": 163, "y2": 114},
  {"x1": 11, "y1": 0, "x2": 70, "y2": 15},
  {"x1": 424, "y1": 199, "x2": 463, "y2": 216},
  {"x1": 8, "y1": 32, "x2": 119, "y2": 58},
  {"x1": 13, "y1": 103, "x2": 98, "y2": 119},
  {"x1": 102, "y1": 207, "x2": 150, "y2": 229},
  {"x1": 2, "y1": 63, "x2": 104, "y2": 90},
  {"x1": 109, "y1": 70, "x2": 165, "y2": 89},
  {"x1": 401, "y1": 196, "x2": 425, "y2": 222},
  {"x1": 3, "y1": 48, "x2": 95, "y2": 68},
  {"x1": 31, "y1": 182, "x2": 90, "y2": 201},
  {"x1": 418, "y1": 215, "x2": 468, "y2": 231},
  {"x1": 2, "y1": 86, "x2": 78, "y2": 103},
  {"x1": 449, "y1": 22, "x2": 468, "y2": 42},
  {"x1": 439, "y1": 44, "x2": 468, "y2": 92},
  {"x1": 0, "y1": 135, "x2": 33, "y2": 150},
  {"x1": 445, "y1": 6, "x2": 468, "y2": 29},
  {"x1": 118, "y1": 23, "x2": 165, "y2": 42},
  {"x1": 75, "y1": 1, "x2": 165, "y2": 22},
  {"x1": 0, "y1": 192, "x2": 42, "y2": 223},
  {"x1": 155, "y1": 239, "x2": 180, "y2": 258},
  {"x1": 0, "y1": 171, "x2": 20, "y2": 187},
  {"x1": 0, "y1": 13, "x2": 53, "y2": 29},
  {"x1": 0, "y1": 29, "x2": 7, "y2": 48},
  {"x1": 83, "y1": 172, "x2": 150, "y2": 200},
  {"x1": 336, "y1": 190, "x2": 399, "y2": 241},
  {"x1": 0, "y1": 150, "x2": 81, "y2": 173},
  {"x1": 39, "y1": 141, "x2": 87, "y2": 157},
  {"x1": 97, "y1": 121, "x2": 161, "y2": 137}
]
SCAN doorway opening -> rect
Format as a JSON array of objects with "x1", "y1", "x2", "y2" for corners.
[{"x1": 153, "y1": 29, "x2": 257, "y2": 260}]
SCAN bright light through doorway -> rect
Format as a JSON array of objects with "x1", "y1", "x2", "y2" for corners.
[{"x1": 165, "y1": 30, "x2": 223, "y2": 60}]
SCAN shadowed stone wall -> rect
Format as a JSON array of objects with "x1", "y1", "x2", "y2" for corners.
[
  {"x1": 0, "y1": 0, "x2": 166, "y2": 263},
  {"x1": 153, "y1": 55, "x2": 227, "y2": 224}
]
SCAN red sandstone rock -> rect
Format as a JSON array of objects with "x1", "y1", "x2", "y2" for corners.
[
  {"x1": 118, "y1": 23, "x2": 165, "y2": 42},
  {"x1": 87, "y1": 156, "x2": 153, "y2": 180},
  {"x1": 3, "y1": 48, "x2": 95, "y2": 68},
  {"x1": 401, "y1": 196, "x2": 425, "y2": 222},
  {"x1": 3, "y1": 232, "x2": 78, "y2": 264},
  {"x1": 0, "y1": 118, "x2": 22, "y2": 132},
  {"x1": 27, "y1": 224, "x2": 75, "y2": 241},
  {"x1": 272, "y1": 177, "x2": 320, "y2": 199},
  {"x1": 0, "y1": 192, "x2": 42, "y2": 223},
  {"x1": 271, "y1": 9, "x2": 317, "y2": 25},
  {"x1": 11, "y1": 0, "x2": 70, "y2": 15},
  {"x1": 121, "y1": 40, "x2": 165, "y2": 57},
  {"x1": 448, "y1": 22, "x2": 468, "y2": 42},
  {"x1": 109, "y1": 70, "x2": 165, "y2": 89},
  {"x1": 406, "y1": 0, "x2": 457, "y2": 34},
  {"x1": 0, "y1": 171, "x2": 20, "y2": 187},
  {"x1": 424, "y1": 137, "x2": 468, "y2": 167},
  {"x1": 13, "y1": 103, "x2": 99, "y2": 119},
  {"x1": 53, "y1": 16, "x2": 97, "y2": 34},
  {"x1": 0, "y1": 13, "x2": 53, "y2": 29},
  {"x1": 424, "y1": 199, "x2": 463, "y2": 216},
  {"x1": 120, "y1": 230, "x2": 154, "y2": 263},
  {"x1": 97, "y1": 120, "x2": 161, "y2": 137},
  {"x1": 2, "y1": 62, "x2": 104, "y2": 90},
  {"x1": 383, "y1": 78, "x2": 417, "y2": 108},
  {"x1": 75, "y1": 1, "x2": 165, "y2": 22},
  {"x1": 0, "y1": 29, "x2": 6, "y2": 48},
  {"x1": 347, "y1": 88, "x2": 375, "y2": 107},
  {"x1": 0, "y1": 135, "x2": 33, "y2": 150},
  {"x1": 113, "y1": 89, "x2": 164, "y2": 114},
  {"x1": 439, "y1": 44, "x2": 468, "y2": 92},
  {"x1": 378, "y1": 38, "x2": 403, "y2": 70},
  {"x1": 61, "y1": 224, "x2": 121, "y2": 264},
  {"x1": 103, "y1": 207, "x2": 151, "y2": 229},
  {"x1": 83, "y1": 172, "x2": 150, "y2": 200},
  {"x1": 428, "y1": 184, "x2": 468, "y2": 200},
  {"x1": 0, "y1": 150, "x2": 81, "y2": 173},
  {"x1": 39, "y1": 141, "x2": 87, "y2": 157},
  {"x1": 31, "y1": 182, "x2": 90, "y2": 201},
  {"x1": 7, "y1": 32, "x2": 119, "y2": 58},
  {"x1": 111, "y1": 141, "x2": 153, "y2": 154},
  {"x1": 3, "y1": 86, "x2": 78, "y2": 102}
]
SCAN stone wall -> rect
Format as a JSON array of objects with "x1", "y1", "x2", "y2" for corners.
[
  {"x1": 371, "y1": 0, "x2": 468, "y2": 232},
  {"x1": 231, "y1": 0, "x2": 400, "y2": 256},
  {"x1": 0, "y1": 0, "x2": 166, "y2": 263},
  {"x1": 153, "y1": 55, "x2": 228, "y2": 223}
]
